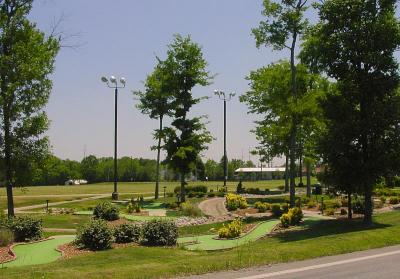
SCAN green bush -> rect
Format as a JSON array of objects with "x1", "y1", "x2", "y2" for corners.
[
  {"x1": 271, "y1": 204, "x2": 283, "y2": 217},
  {"x1": 325, "y1": 199, "x2": 342, "y2": 209},
  {"x1": 9, "y1": 216, "x2": 42, "y2": 242},
  {"x1": 352, "y1": 197, "x2": 365, "y2": 214},
  {"x1": 76, "y1": 219, "x2": 113, "y2": 251},
  {"x1": 389, "y1": 196, "x2": 399, "y2": 204},
  {"x1": 307, "y1": 200, "x2": 317, "y2": 208},
  {"x1": 141, "y1": 219, "x2": 178, "y2": 246},
  {"x1": 380, "y1": 196, "x2": 387, "y2": 203},
  {"x1": 196, "y1": 192, "x2": 205, "y2": 198},
  {"x1": 280, "y1": 213, "x2": 291, "y2": 228},
  {"x1": 218, "y1": 219, "x2": 243, "y2": 239},
  {"x1": 288, "y1": 207, "x2": 303, "y2": 225},
  {"x1": 174, "y1": 185, "x2": 208, "y2": 194},
  {"x1": 325, "y1": 208, "x2": 335, "y2": 216},
  {"x1": 254, "y1": 201, "x2": 270, "y2": 213},
  {"x1": 225, "y1": 193, "x2": 248, "y2": 211},
  {"x1": 340, "y1": 208, "x2": 347, "y2": 215},
  {"x1": 93, "y1": 202, "x2": 119, "y2": 221},
  {"x1": 237, "y1": 181, "x2": 244, "y2": 193},
  {"x1": 0, "y1": 228, "x2": 14, "y2": 247},
  {"x1": 114, "y1": 223, "x2": 141, "y2": 243},
  {"x1": 180, "y1": 202, "x2": 202, "y2": 217},
  {"x1": 167, "y1": 192, "x2": 174, "y2": 197},
  {"x1": 207, "y1": 192, "x2": 216, "y2": 197},
  {"x1": 166, "y1": 202, "x2": 178, "y2": 209},
  {"x1": 281, "y1": 203, "x2": 289, "y2": 214},
  {"x1": 216, "y1": 191, "x2": 225, "y2": 197}
]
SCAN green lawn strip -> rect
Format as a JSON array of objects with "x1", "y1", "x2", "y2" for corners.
[
  {"x1": 178, "y1": 220, "x2": 280, "y2": 251},
  {"x1": 39, "y1": 214, "x2": 91, "y2": 229},
  {"x1": 3, "y1": 236, "x2": 75, "y2": 268},
  {"x1": 2, "y1": 211, "x2": 400, "y2": 278},
  {"x1": 74, "y1": 211, "x2": 174, "y2": 221}
]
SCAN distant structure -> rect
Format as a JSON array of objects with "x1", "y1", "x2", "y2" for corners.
[
  {"x1": 65, "y1": 179, "x2": 88, "y2": 185},
  {"x1": 234, "y1": 167, "x2": 286, "y2": 180}
]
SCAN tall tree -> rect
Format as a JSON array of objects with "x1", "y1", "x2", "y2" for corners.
[
  {"x1": 134, "y1": 62, "x2": 174, "y2": 199},
  {"x1": 301, "y1": 0, "x2": 400, "y2": 225},
  {"x1": 0, "y1": 0, "x2": 60, "y2": 217},
  {"x1": 162, "y1": 35, "x2": 213, "y2": 203},
  {"x1": 252, "y1": 0, "x2": 309, "y2": 207}
]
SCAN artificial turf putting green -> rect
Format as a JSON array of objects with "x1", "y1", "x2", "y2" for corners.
[
  {"x1": 3, "y1": 236, "x2": 75, "y2": 268},
  {"x1": 178, "y1": 220, "x2": 280, "y2": 251}
]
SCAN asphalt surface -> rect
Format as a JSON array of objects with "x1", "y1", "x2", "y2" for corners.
[{"x1": 184, "y1": 245, "x2": 400, "y2": 279}]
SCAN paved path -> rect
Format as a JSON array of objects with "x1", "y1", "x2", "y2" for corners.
[
  {"x1": 198, "y1": 198, "x2": 228, "y2": 217},
  {"x1": 184, "y1": 244, "x2": 400, "y2": 279}
]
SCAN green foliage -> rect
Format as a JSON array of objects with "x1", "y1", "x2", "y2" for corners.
[
  {"x1": 225, "y1": 193, "x2": 248, "y2": 211},
  {"x1": 141, "y1": 219, "x2": 178, "y2": 246},
  {"x1": 180, "y1": 202, "x2": 202, "y2": 217},
  {"x1": 307, "y1": 200, "x2": 317, "y2": 209},
  {"x1": 389, "y1": 197, "x2": 399, "y2": 205},
  {"x1": 0, "y1": 228, "x2": 14, "y2": 247},
  {"x1": 93, "y1": 202, "x2": 119, "y2": 221},
  {"x1": 302, "y1": 0, "x2": 400, "y2": 225},
  {"x1": 280, "y1": 214, "x2": 291, "y2": 228},
  {"x1": 352, "y1": 198, "x2": 365, "y2": 214},
  {"x1": 340, "y1": 208, "x2": 347, "y2": 215},
  {"x1": 271, "y1": 203, "x2": 283, "y2": 217},
  {"x1": 236, "y1": 181, "x2": 244, "y2": 193},
  {"x1": 218, "y1": 219, "x2": 243, "y2": 239},
  {"x1": 76, "y1": 219, "x2": 113, "y2": 251},
  {"x1": 288, "y1": 207, "x2": 303, "y2": 225},
  {"x1": 113, "y1": 223, "x2": 141, "y2": 244},
  {"x1": 9, "y1": 216, "x2": 42, "y2": 242},
  {"x1": 254, "y1": 201, "x2": 270, "y2": 213},
  {"x1": 324, "y1": 208, "x2": 335, "y2": 216}
]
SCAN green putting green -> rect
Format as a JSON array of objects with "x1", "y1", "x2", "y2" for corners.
[
  {"x1": 178, "y1": 220, "x2": 280, "y2": 251},
  {"x1": 2, "y1": 235, "x2": 75, "y2": 268}
]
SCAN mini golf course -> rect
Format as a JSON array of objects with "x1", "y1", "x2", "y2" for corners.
[
  {"x1": 178, "y1": 220, "x2": 280, "y2": 251},
  {"x1": 2, "y1": 235, "x2": 75, "y2": 268}
]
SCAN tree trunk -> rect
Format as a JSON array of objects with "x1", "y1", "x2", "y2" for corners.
[
  {"x1": 347, "y1": 192, "x2": 352, "y2": 220},
  {"x1": 284, "y1": 154, "x2": 289, "y2": 192},
  {"x1": 306, "y1": 162, "x2": 311, "y2": 197},
  {"x1": 155, "y1": 116, "x2": 163, "y2": 200},
  {"x1": 180, "y1": 173, "x2": 186, "y2": 203},
  {"x1": 299, "y1": 151, "x2": 303, "y2": 185},
  {"x1": 364, "y1": 186, "x2": 373, "y2": 226},
  {"x1": 289, "y1": 127, "x2": 297, "y2": 208},
  {"x1": 4, "y1": 109, "x2": 14, "y2": 217}
]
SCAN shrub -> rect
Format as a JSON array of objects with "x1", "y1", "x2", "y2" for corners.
[
  {"x1": 166, "y1": 202, "x2": 178, "y2": 209},
  {"x1": 326, "y1": 199, "x2": 342, "y2": 209},
  {"x1": 76, "y1": 219, "x2": 113, "y2": 250},
  {"x1": 167, "y1": 192, "x2": 174, "y2": 197},
  {"x1": 187, "y1": 191, "x2": 196, "y2": 198},
  {"x1": 352, "y1": 197, "x2": 365, "y2": 214},
  {"x1": 9, "y1": 216, "x2": 42, "y2": 242},
  {"x1": 288, "y1": 207, "x2": 303, "y2": 225},
  {"x1": 389, "y1": 196, "x2": 399, "y2": 204},
  {"x1": 237, "y1": 181, "x2": 244, "y2": 193},
  {"x1": 280, "y1": 214, "x2": 291, "y2": 228},
  {"x1": 281, "y1": 203, "x2": 289, "y2": 214},
  {"x1": 114, "y1": 223, "x2": 141, "y2": 243},
  {"x1": 180, "y1": 202, "x2": 202, "y2": 217},
  {"x1": 271, "y1": 204, "x2": 283, "y2": 217},
  {"x1": 340, "y1": 208, "x2": 348, "y2": 215},
  {"x1": 325, "y1": 208, "x2": 335, "y2": 216},
  {"x1": 141, "y1": 219, "x2": 178, "y2": 246},
  {"x1": 0, "y1": 228, "x2": 14, "y2": 247},
  {"x1": 225, "y1": 193, "x2": 248, "y2": 211},
  {"x1": 196, "y1": 192, "x2": 205, "y2": 198},
  {"x1": 254, "y1": 201, "x2": 270, "y2": 213},
  {"x1": 380, "y1": 196, "x2": 387, "y2": 203},
  {"x1": 301, "y1": 196, "x2": 311, "y2": 204},
  {"x1": 307, "y1": 200, "x2": 317, "y2": 208},
  {"x1": 374, "y1": 200, "x2": 384, "y2": 209},
  {"x1": 341, "y1": 197, "x2": 348, "y2": 207},
  {"x1": 216, "y1": 191, "x2": 225, "y2": 197},
  {"x1": 218, "y1": 219, "x2": 243, "y2": 239},
  {"x1": 174, "y1": 185, "x2": 208, "y2": 194},
  {"x1": 207, "y1": 192, "x2": 216, "y2": 198},
  {"x1": 93, "y1": 202, "x2": 119, "y2": 221}
]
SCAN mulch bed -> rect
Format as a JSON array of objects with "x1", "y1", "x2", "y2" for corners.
[
  {"x1": 234, "y1": 208, "x2": 259, "y2": 216},
  {"x1": 58, "y1": 242, "x2": 138, "y2": 259},
  {"x1": 0, "y1": 245, "x2": 14, "y2": 264},
  {"x1": 243, "y1": 223, "x2": 257, "y2": 233}
]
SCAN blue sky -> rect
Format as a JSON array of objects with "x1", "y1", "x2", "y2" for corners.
[{"x1": 28, "y1": 0, "x2": 399, "y2": 165}]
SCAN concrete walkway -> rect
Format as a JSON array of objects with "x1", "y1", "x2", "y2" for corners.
[{"x1": 198, "y1": 198, "x2": 228, "y2": 217}]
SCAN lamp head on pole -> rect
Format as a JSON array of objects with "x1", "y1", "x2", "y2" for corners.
[
  {"x1": 120, "y1": 77, "x2": 126, "y2": 87},
  {"x1": 101, "y1": 76, "x2": 108, "y2": 83},
  {"x1": 110, "y1": 76, "x2": 117, "y2": 84}
]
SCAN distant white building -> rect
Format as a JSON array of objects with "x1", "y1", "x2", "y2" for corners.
[
  {"x1": 234, "y1": 167, "x2": 286, "y2": 180},
  {"x1": 234, "y1": 167, "x2": 286, "y2": 173},
  {"x1": 65, "y1": 179, "x2": 88, "y2": 185}
]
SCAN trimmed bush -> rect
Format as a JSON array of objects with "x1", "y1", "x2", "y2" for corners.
[
  {"x1": 114, "y1": 223, "x2": 141, "y2": 243},
  {"x1": 218, "y1": 219, "x2": 243, "y2": 239},
  {"x1": 166, "y1": 202, "x2": 178, "y2": 209},
  {"x1": 174, "y1": 185, "x2": 208, "y2": 194},
  {"x1": 254, "y1": 201, "x2": 270, "y2": 213},
  {"x1": 307, "y1": 200, "x2": 317, "y2": 208},
  {"x1": 288, "y1": 207, "x2": 303, "y2": 225},
  {"x1": 325, "y1": 208, "x2": 335, "y2": 216},
  {"x1": 389, "y1": 196, "x2": 399, "y2": 204},
  {"x1": 93, "y1": 202, "x2": 119, "y2": 221},
  {"x1": 340, "y1": 208, "x2": 348, "y2": 215},
  {"x1": 207, "y1": 192, "x2": 216, "y2": 198},
  {"x1": 237, "y1": 181, "x2": 244, "y2": 193},
  {"x1": 352, "y1": 197, "x2": 365, "y2": 214},
  {"x1": 271, "y1": 204, "x2": 283, "y2": 217},
  {"x1": 76, "y1": 219, "x2": 113, "y2": 250},
  {"x1": 281, "y1": 203, "x2": 289, "y2": 214},
  {"x1": 225, "y1": 193, "x2": 248, "y2": 211},
  {"x1": 0, "y1": 228, "x2": 14, "y2": 247},
  {"x1": 9, "y1": 216, "x2": 42, "y2": 242},
  {"x1": 180, "y1": 202, "x2": 202, "y2": 217},
  {"x1": 280, "y1": 214, "x2": 291, "y2": 228},
  {"x1": 141, "y1": 219, "x2": 178, "y2": 246}
]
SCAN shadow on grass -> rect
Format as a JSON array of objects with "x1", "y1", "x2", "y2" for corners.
[{"x1": 274, "y1": 218, "x2": 391, "y2": 243}]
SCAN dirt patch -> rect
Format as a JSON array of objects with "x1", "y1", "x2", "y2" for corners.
[
  {"x1": 0, "y1": 245, "x2": 14, "y2": 264},
  {"x1": 106, "y1": 219, "x2": 130, "y2": 228},
  {"x1": 58, "y1": 242, "x2": 138, "y2": 259},
  {"x1": 234, "y1": 208, "x2": 259, "y2": 216},
  {"x1": 243, "y1": 223, "x2": 257, "y2": 233}
]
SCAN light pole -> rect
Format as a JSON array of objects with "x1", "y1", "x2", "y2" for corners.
[
  {"x1": 214, "y1": 89, "x2": 235, "y2": 192},
  {"x1": 101, "y1": 75, "x2": 126, "y2": 200}
]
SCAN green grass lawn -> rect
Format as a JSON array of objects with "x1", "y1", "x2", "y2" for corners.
[
  {"x1": 39, "y1": 214, "x2": 91, "y2": 229},
  {"x1": 3, "y1": 210, "x2": 400, "y2": 278},
  {"x1": 0, "y1": 179, "x2": 312, "y2": 197},
  {"x1": 0, "y1": 196, "x2": 96, "y2": 211}
]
